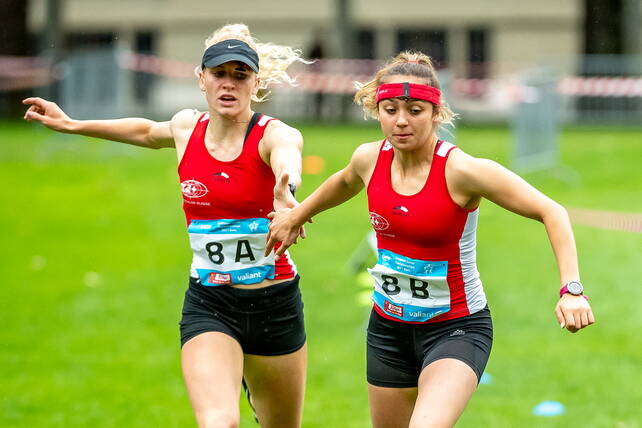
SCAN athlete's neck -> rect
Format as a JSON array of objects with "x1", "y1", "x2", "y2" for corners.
[
  {"x1": 393, "y1": 134, "x2": 438, "y2": 172},
  {"x1": 206, "y1": 109, "x2": 254, "y2": 147}
]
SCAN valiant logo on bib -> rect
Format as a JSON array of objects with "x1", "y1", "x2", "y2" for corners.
[
  {"x1": 237, "y1": 271, "x2": 262, "y2": 281},
  {"x1": 181, "y1": 180, "x2": 208, "y2": 198}
]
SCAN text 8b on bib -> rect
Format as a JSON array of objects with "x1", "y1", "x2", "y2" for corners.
[{"x1": 368, "y1": 249, "x2": 451, "y2": 322}]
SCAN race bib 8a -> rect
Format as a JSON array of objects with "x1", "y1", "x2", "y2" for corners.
[
  {"x1": 188, "y1": 218, "x2": 275, "y2": 286},
  {"x1": 368, "y1": 249, "x2": 451, "y2": 322}
]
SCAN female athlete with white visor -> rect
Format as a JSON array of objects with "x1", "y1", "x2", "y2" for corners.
[
  {"x1": 24, "y1": 24, "x2": 309, "y2": 428},
  {"x1": 265, "y1": 51, "x2": 595, "y2": 428}
]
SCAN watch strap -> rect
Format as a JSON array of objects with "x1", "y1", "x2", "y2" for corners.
[{"x1": 559, "y1": 285, "x2": 589, "y2": 300}]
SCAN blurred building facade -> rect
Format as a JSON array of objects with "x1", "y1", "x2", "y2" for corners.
[
  {"x1": 27, "y1": 0, "x2": 586, "y2": 76},
  {"x1": 22, "y1": 0, "x2": 642, "y2": 122}
]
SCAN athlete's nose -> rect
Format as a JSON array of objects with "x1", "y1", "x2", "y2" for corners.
[
  {"x1": 221, "y1": 79, "x2": 235, "y2": 90},
  {"x1": 221, "y1": 75, "x2": 236, "y2": 90},
  {"x1": 396, "y1": 111, "x2": 409, "y2": 127}
]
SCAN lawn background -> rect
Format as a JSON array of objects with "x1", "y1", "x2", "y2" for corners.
[{"x1": 1, "y1": 121, "x2": 640, "y2": 427}]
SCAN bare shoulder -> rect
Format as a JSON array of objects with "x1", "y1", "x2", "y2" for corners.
[
  {"x1": 447, "y1": 147, "x2": 497, "y2": 177},
  {"x1": 352, "y1": 140, "x2": 382, "y2": 163},
  {"x1": 264, "y1": 119, "x2": 303, "y2": 146},
  {"x1": 170, "y1": 109, "x2": 200, "y2": 133},
  {"x1": 447, "y1": 147, "x2": 473, "y2": 173},
  {"x1": 169, "y1": 109, "x2": 200, "y2": 153},
  {"x1": 350, "y1": 140, "x2": 383, "y2": 179},
  {"x1": 446, "y1": 147, "x2": 510, "y2": 195}
]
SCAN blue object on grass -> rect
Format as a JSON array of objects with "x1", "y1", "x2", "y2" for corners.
[
  {"x1": 479, "y1": 372, "x2": 492, "y2": 385},
  {"x1": 533, "y1": 401, "x2": 565, "y2": 416}
]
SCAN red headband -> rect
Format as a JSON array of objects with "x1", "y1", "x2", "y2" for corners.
[{"x1": 376, "y1": 82, "x2": 441, "y2": 105}]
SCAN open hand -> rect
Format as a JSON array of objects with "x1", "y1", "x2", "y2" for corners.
[
  {"x1": 265, "y1": 207, "x2": 305, "y2": 258},
  {"x1": 273, "y1": 172, "x2": 298, "y2": 212},
  {"x1": 23, "y1": 97, "x2": 74, "y2": 132},
  {"x1": 270, "y1": 173, "x2": 309, "y2": 251}
]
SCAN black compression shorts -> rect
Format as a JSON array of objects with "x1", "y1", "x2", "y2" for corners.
[
  {"x1": 367, "y1": 306, "x2": 493, "y2": 388},
  {"x1": 179, "y1": 275, "x2": 306, "y2": 356}
]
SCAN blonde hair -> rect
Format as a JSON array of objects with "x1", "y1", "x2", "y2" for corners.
[
  {"x1": 200, "y1": 23, "x2": 309, "y2": 102},
  {"x1": 354, "y1": 51, "x2": 457, "y2": 127}
]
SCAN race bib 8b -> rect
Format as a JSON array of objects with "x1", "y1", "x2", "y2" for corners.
[
  {"x1": 368, "y1": 249, "x2": 451, "y2": 322},
  {"x1": 188, "y1": 218, "x2": 275, "y2": 285}
]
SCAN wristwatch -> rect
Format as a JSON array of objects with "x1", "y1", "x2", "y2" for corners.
[{"x1": 560, "y1": 280, "x2": 584, "y2": 298}]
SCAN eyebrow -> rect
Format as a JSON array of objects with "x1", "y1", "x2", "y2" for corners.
[{"x1": 381, "y1": 98, "x2": 427, "y2": 104}]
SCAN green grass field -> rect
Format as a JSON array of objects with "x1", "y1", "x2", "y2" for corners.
[{"x1": 1, "y1": 121, "x2": 641, "y2": 427}]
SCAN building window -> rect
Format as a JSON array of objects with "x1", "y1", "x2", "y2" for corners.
[
  {"x1": 355, "y1": 29, "x2": 375, "y2": 59},
  {"x1": 65, "y1": 32, "x2": 116, "y2": 50},
  {"x1": 583, "y1": 0, "x2": 623, "y2": 56},
  {"x1": 468, "y1": 28, "x2": 488, "y2": 79},
  {"x1": 397, "y1": 29, "x2": 447, "y2": 68},
  {"x1": 63, "y1": 32, "x2": 117, "y2": 104},
  {"x1": 134, "y1": 31, "x2": 156, "y2": 102}
]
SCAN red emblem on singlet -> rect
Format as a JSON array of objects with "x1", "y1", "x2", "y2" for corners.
[
  {"x1": 181, "y1": 180, "x2": 208, "y2": 198},
  {"x1": 369, "y1": 212, "x2": 390, "y2": 231}
]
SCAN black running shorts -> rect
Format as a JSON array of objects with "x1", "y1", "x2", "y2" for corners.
[
  {"x1": 367, "y1": 306, "x2": 493, "y2": 388},
  {"x1": 180, "y1": 275, "x2": 306, "y2": 356}
]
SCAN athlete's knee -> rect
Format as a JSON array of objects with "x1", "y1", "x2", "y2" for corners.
[
  {"x1": 409, "y1": 409, "x2": 462, "y2": 428},
  {"x1": 195, "y1": 409, "x2": 240, "y2": 428},
  {"x1": 409, "y1": 418, "x2": 454, "y2": 428}
]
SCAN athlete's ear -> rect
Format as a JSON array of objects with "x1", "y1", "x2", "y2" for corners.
[
  {"x1": 252, "y1": 76, "x2": 260, "y2": 96},
  {"x1": 197, "y1": 67, "x2": 206, "y2": 92},
  {"x1": 432, "y1": 104, "x2": 440, "y2": 123}
]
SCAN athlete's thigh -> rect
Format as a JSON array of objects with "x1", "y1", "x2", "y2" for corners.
[
  {"x1": 182, "y1": 332, "x2": 244, "y2": 427},
  {"x1": 367, "y1": 383, "x2": 417, "y2": 428},
  {"x1": 242, "y1": 343, "x2": 307, "y2": 428},
  {"x1": 409, "y1": 358, "x2": 477, "y2": 428}
]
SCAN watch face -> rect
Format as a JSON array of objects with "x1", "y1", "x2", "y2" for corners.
[{"x1": 567, "y1": 281, "x2": 583, "y2": 295}]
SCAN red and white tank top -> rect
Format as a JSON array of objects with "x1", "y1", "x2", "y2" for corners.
[
  {"x1": 178, "y1": 112, "x2": 296, "y2": 286},
  {"x1": 366, "y1": 139, "x2": 486, "y2": 323}
]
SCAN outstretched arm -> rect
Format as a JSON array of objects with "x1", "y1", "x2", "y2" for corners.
[
  {"x1": 265, "y1": 143, "x2": 372, "y2": 257},
  {"x1": 449, "y1": 151, "x2": 594, "y2": 333},
  {"x1": 23, "y1": 97, "x2": 175, "y2": 149},
  {"x1": 262, "y1": 121, "x2": 303, "y2": 212}
]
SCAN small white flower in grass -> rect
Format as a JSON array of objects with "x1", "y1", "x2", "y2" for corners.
[
  {"x1": 30, "y1": 255, "x2": 47, "y2": 271},
  {"x1": 84, "y1": 271, "x2": 103, "y2": 288}
]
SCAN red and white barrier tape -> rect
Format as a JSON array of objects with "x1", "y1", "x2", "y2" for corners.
[
  {"x1": 121, "y1": 54, "x2": 642, "y2": 97},
  {"x1": 0, "y1": 56, "x2": 55, "y2": 91},
  {"x1": 558, "y1": 77, "x2": 642, "y2": 97},
  {"x1": 4, "y1": 53, "x2": 642, "y2": 98},
  {"x1": 568, "y1": 208, "x2": 642, "y2": 233},
  {"x1": 118, "y1": 52, "x2": 195, "y2": 79}
]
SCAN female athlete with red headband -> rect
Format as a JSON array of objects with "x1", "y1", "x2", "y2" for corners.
[
  {"x1": 24, "y1": 24, "x2": 309, "y2": 428},
  {"x1": 265, "y1": 51, "x2": 594, "y2": 427}
]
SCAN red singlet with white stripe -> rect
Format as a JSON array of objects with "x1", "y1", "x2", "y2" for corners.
[
  {"x1": 366, "y1": 139, "x2": 486, "y2": 323},
  {"x1": 178, "y1": 112, "x2": 296, "y2": 285}
]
